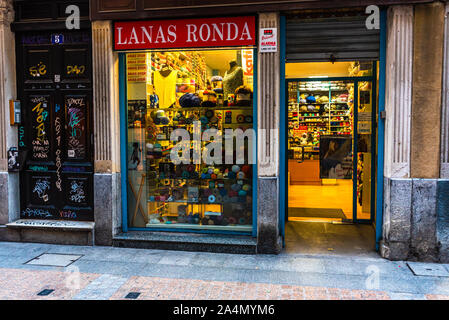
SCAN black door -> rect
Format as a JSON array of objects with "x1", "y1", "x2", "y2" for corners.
[{"x1": 17, "y1": 30, "x2": 93, "y2": 221}]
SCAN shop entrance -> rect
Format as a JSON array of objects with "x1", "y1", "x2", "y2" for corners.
[{"x1": 284, "y1": 61, "x2": 378, "y2": 254}]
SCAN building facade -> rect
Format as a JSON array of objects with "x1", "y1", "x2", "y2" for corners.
[{"x1": 0, "y1": 0, "x2": 448, "y2": 262}]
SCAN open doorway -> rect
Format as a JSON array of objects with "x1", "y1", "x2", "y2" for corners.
[{"x1": 284, "y1": 61, "x2": 378, "y2": 255}]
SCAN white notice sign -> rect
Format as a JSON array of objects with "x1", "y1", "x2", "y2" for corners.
[{"x1": 260, "y1": 28, "x2": 277, "y2": 53}]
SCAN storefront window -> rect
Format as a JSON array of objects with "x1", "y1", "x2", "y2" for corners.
[{"x1": 126, "y1": 49, "x2": 255, "y2": 232}]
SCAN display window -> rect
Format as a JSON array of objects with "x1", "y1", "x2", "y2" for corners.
[{"x1": 125, "y1": 48, "x2": 255, "y2": 232}]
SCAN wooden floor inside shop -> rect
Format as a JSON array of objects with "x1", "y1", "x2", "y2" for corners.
[{"x1": 288, "y1": 180, "x2": 371, "y2": 221}]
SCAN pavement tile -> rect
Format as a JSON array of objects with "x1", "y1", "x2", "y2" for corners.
[
  {"x1": 425, "y1": 294, "x2": 449, "y2": 300},
  {"x1": 0, "y1": 268, "x2": 100, "y2": 300}
]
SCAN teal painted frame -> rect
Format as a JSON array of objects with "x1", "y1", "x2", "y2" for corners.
[
  {"x1": 119, "y1": 52, "x2": 128, "y2": 233},
  {"x1": 119, "y1": 49, "x2": 258, "y2": 236},
  {"x1": 279, "y1": 15, "x2": 286, "y2": 244},
  {"x1": 375, "y1": 9, "x2": 387, "y2": 250}
]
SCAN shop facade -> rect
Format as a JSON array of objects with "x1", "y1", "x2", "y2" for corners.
[{"x1": 0, "y1": 0, "x2": 448, "y2": 261}]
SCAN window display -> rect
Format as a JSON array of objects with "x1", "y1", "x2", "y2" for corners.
[{"x1": 126, "y1": 49, "x2": 255, "y2": 232}]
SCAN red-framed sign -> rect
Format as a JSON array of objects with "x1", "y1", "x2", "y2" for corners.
[{"x1": 114, "y1": 16, "x2": 256, "y2": 50}]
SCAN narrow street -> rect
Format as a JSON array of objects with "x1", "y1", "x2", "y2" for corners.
[{"x1": 1, "y1": 241, "x2": 448, "y2": 300}]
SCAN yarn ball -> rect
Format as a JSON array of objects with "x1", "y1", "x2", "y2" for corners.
[
  {"x1": 229, "y1": 190, "x2": 238, "y2": 197},
  {"x1": 227, "y1": 171, "x2": 236, "y2": 179},
  {"x1": 231, "y1": 184, "x2": 242, "y2": 192},
  {"x1": 241, "y1": 165, "x2": 251, "y2": 175},
  {"x1": 182, "y1": 171, "x2": 190, "y2": 179},
  {"x1": 179, "y1": 93, "x2": 201, "y2": 108},
  {"x1": 238, "y1": 190, "x2": 247, "y2": 197},
  {"x1": 190, "y1": 171, "x2": 198, "y2": 179}
]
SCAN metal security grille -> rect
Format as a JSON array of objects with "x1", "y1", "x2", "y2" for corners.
[{"x1": 286, "y1": 14, "x2": 380, "y2": 62}]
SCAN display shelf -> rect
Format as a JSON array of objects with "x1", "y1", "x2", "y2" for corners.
[
  {"x1": 145, "y1": 222, "x2": 252, "y2": 232},
  {"x1": 151, "y1": 106, "x2": 253, "y2": 112},
  {"x1": 150, "y1": 177, "x2": 252, "y2": 182}
]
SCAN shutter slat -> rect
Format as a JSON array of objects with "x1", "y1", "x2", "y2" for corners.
[{"x1": 286, "y1": 15, "x2": 380, "y2": 62}]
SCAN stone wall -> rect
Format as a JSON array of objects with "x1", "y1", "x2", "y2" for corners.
[
  {"x1": 382, "y1": 178, "x2": 448, "y2": 262},
  {"x1": 0, "y1": 0, "x2": 19, "y2": 226},
  {"x1": 92, "y1": 20, "x2": 122, "y2": 245},
  {"x1": 381, "y1": 2, "x2": 448, "y2": 262},
  {"x1": 256, "y1": 12, "x2": 282, "y2": 254}
]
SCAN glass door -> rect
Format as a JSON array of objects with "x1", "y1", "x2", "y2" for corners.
[{"x1": 354, "y1": 79, "x2": 376, "y2": 222}]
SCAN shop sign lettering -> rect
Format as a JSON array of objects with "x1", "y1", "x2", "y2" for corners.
[
  {"x1": 114, "y1": 16, "x2": 256, "y2": 50},
  {"x1": 242, "y1": 49, "x2": 253, "y2": 76}
]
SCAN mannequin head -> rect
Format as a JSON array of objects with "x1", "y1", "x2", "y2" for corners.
[{"x1": 229, "y1": 60, "x2": 238, "y2": 69}]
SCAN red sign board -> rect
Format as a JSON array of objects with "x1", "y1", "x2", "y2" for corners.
[{"x1": 114, "y1": 16, "x2": 256, "y2": 50}]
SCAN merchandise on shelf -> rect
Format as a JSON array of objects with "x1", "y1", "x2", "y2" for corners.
[{"x1": 127, "y1": 49, "x2": 254, "y2": 230}]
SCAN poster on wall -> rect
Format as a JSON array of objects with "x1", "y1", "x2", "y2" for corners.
[
  {"x1": 319, "y1": 136, "x2": 353, "y2": 179},
  {"x1": 259, "y1": 28, "x2": 277, "y2": 53}
]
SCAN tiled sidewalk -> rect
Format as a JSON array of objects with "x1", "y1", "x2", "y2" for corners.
[
  {"x1": 0, "y1": 268, "x2": 99, "y2": 300},
  {"x1": 0, "y1": 267, "x2": 447, "y2": 300},
  {"x1": 109, "y1": 276, "x2": 392, "y2": 300},
  {"x1": 2, "y1": 242, "x2": 449, "y2": 300}
]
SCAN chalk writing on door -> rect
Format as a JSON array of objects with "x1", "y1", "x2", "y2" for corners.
[
  {"x1": 66, "y1": 97, "x2": 86, "y2": 159},
  {"x1": 31, "y1": 96, "x2": 50, "y2": 160},
  {"x1": 21, "y1": 208, "x2": 52, "y2": 218},
  {"x1": 69, "y1": 180, "x2": 86, "y2": 203},
  {"x1": 32, "y1": 178, "x2": 50, "y2": 202},
  {"x1": 29, "y1": 61, "x2": 47, "y2": 77},
  {"x1": 55, "y1": 106, "x2": 62, "y2": 192},
  {"x1": 66, "y1": 65, "x2": 85, "y2": 75}
]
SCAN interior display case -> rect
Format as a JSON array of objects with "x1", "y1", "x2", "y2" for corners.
[{"x1": 287, "y1": 80, "x2": 353, "y2": 161}]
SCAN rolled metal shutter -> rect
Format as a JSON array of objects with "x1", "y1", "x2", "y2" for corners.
[{"x1": 286, "y1": 14, "x2": 380, "y2": 62}]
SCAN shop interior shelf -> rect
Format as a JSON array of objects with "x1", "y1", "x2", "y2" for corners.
[
  {"x1": 145, "y1": 222, "x2": 252, "y2": 232},
  {"x1": 151, "y1": 177, "x2": 251, "y2": 181},
  {"x1": 150, "y1": 106, "x2": 253, "y2": 112}
]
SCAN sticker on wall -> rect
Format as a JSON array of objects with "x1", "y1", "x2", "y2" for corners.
[{"x1": 259, "y1": 28, "x2": 277, "y2": 53}]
